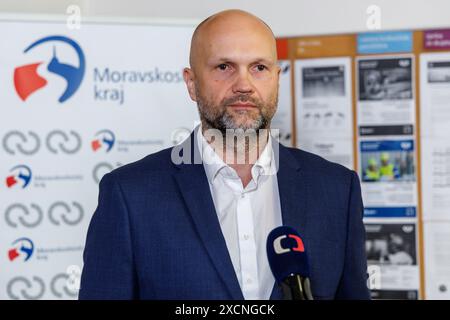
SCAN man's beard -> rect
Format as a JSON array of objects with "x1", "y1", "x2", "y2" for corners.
[{"x1": 195, "y1": 88, "x2": 278, "y2": 135}]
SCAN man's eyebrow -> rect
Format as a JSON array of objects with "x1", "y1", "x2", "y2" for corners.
[
  {"x1": 252, "y1": 58, "x2": 276, "y2": 65},
  {"x1": 208, "y1": 57, "x2": 276, "y2": 65}
]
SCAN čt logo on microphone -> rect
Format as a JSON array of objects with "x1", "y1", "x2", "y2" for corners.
[{"x1": 273, "y1": 234, "x2": 305, "y2": 254}]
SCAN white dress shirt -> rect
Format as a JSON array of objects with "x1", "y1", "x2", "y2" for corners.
[{"x1": 196, "y1": 126, "x2": 283, "y2": 300}]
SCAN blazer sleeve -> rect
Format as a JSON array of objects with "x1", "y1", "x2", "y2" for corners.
[
  {"x1": 335, "y1": 171, "x2": 371, "y2": 299},
  {"x1": 78, "y1": 173, "x2": 138, "y2": 299}
]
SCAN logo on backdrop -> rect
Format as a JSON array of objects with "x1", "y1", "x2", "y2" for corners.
[
  {"x1": 5, "y1": 202, "x2": 85, "y2": 228},
  {"x1": 2, "y1": 130, "x2": 82, "y2": 155},
  {"x1": 5, "y1": 165, "x2": 32, "y2": 189},
  {"x1": 91, "y1": 130, "x2": 115, "y2": 152},
  {"x1": 50, "y1": 273, "x2": 79, "y2": 298},
  {"x1": 14, "y1": 35, "x2": 85, "y2": 103},
  {"x1": 46, "y1": 130, "x2": 82, "y2": 154},
  {"x1": 92, "y1": 161, "x2": 122, "y2": 184},
  {"x1": 8, "y1": 237, "x2": 34, "y2": 262},
  {"x1": 2, "y1": 131, "x2": 40, "y2": 155},
  {"x1": 7, "y1": 273, "x2": 79, "y2": 300},
  {"x1": 5, "y1": 203, "x2": 43, "y2": 228},
  {"x1": 7, "y1": 276, "x2": 45, "y2": 300},
  {"x1": 48, "y1": 201, "x2": 84, "y2": 226}
]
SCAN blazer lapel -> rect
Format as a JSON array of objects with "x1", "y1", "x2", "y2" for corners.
[
  {"x1": 270, "y1": 143, "x2": 308, "y2": 300},
  {"x1": 173, "y1": 131, "x2": 244, "y2": 300}
]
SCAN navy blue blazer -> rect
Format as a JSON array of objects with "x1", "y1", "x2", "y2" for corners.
[{"x1": 78, "y1": 132, "x2": 370, "y2": 300}]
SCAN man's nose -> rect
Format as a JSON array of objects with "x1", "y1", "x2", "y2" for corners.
[{"x1": 231, "y1": 69, "x2": 254, "y2": 94}]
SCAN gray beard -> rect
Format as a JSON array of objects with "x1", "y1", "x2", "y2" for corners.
[
  {"x1": 201, "y1": 108, "x2": 269, "y2": 136},
  {"x1": 196, "y1": 95, "x2": 274, "y2": 136}
]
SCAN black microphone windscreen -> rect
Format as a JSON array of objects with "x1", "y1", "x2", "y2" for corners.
[{"x1": 266, "y1": 226, "x2": 310, "y2": 283}]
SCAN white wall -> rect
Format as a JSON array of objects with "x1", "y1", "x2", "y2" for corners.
[{"x1": 0, "y1": 0, "x2": 450, "y2": 37}]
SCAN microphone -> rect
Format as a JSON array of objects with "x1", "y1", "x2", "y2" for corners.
[{"x1": 266, "y1": 226, "x2": 314, "y2": 300}]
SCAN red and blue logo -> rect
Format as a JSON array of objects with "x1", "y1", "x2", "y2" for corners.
[
  {"x1": 91, "y1": 130, "x2": 115, "y2": 152},
  {"x1": 14, "y1": 35, "x2": 85, "y2": 103},
  {"x1": 8, "y1": 238, "x2": 34, "y2": 262},
  {"x1": 5, "y1": 165, "x2": 32, "y2": 189}
]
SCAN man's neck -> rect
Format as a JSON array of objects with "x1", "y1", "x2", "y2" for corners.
[{"x1": 201, "y1": 125, "x2": 270, "y2": 188}]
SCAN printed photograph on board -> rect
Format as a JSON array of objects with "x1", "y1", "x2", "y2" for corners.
[
  {"x1": 360, "y1": 140, "x2": 415, "y2": 182},
  {"x1": 365, "y1": 223, "x2": 417, "y2": 266},
  {"x1": 427, "y1": 61, "x2": 450, "y2": 83},
  {"x1": 358, "y1": 58, "x2": 413, "y2": 101},
  {"x1": 302, "y1": 65, "x2": 346, "y2": 98}
]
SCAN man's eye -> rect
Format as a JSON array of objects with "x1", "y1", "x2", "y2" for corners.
[
  {"x1": 256, "y1": 65, "x2": 267, "y2": 71},
  {"x1": 217, "y1": 64, "x2": 229, "y2": 71}
]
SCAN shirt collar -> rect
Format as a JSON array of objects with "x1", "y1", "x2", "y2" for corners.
[
  {"x1": 196, "y1": 125, "x2": 275, "y2": 184},
  {"x1": 196, "y1": 125, "x2": 227, "y2": 183}
]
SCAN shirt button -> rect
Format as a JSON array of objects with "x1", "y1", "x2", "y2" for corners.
[
  {"x1": 243, "y1": 234, "x2": 250, "y2": 240},
  {"x1": 246, "y1": 278, "x2": 253, "y2": 284},
  {"x1": 241, "y1": 193, "x2": 245, "y2": 198}
]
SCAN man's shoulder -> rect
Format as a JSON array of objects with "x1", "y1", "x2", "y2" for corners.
[
  {"x1": 103, "y1": 146, "x2": 176, "y2": 183},
  {"x1": 281, "y1": 144, "x2": 356, "y2": 180}
]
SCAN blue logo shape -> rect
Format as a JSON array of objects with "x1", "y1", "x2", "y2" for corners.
[
  {"x1": 6, "y1": 165, "x2": 32, "y2": 189},
  {"x1": 23, "y1": 35, "x2": 85, "y2": 103},
  {"x1": 92, "y1": 130, "x2": 116, "y2": 152},
  {"x1": 9, "y1": 237, "x2": 35, "y2": 262}
]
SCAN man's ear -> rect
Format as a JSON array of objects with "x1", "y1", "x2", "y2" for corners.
[{"x1": 183, "y1": 67, "x2": 197, "y2": 102}]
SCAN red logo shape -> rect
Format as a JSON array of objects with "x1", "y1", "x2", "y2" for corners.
[
  {"x1": 91, "y1": 140, "x2": 101, "y2": 151},
  {"x1": 288, "y1": 234, "x2": 305, "y2": 252},
  {"x1": 8, "y1": 249, "x2": 20, "y2": 261},
  {"x1": 14, "y1": 62, "x2": 48, "y2": 101},
  {"x1": 6, "y1": 176, "x2": 17, "y2": 188}
]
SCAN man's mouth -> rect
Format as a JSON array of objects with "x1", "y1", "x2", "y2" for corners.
[{"x1": 227, "y1": 103, "x2": 257, "y2": 109}]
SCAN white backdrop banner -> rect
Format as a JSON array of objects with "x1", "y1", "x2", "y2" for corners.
[{"x1": 0, "y1": 18, "x2": 199, "y2": 299}]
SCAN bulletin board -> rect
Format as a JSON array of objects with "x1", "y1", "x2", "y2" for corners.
[{"x1": 276, "y1": 29, "x2": 450, "y2": 300}]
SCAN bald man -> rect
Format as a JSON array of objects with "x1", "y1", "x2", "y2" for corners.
[{"x1": 79, "y1": 10, "x2": 370, "y2": 300}]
